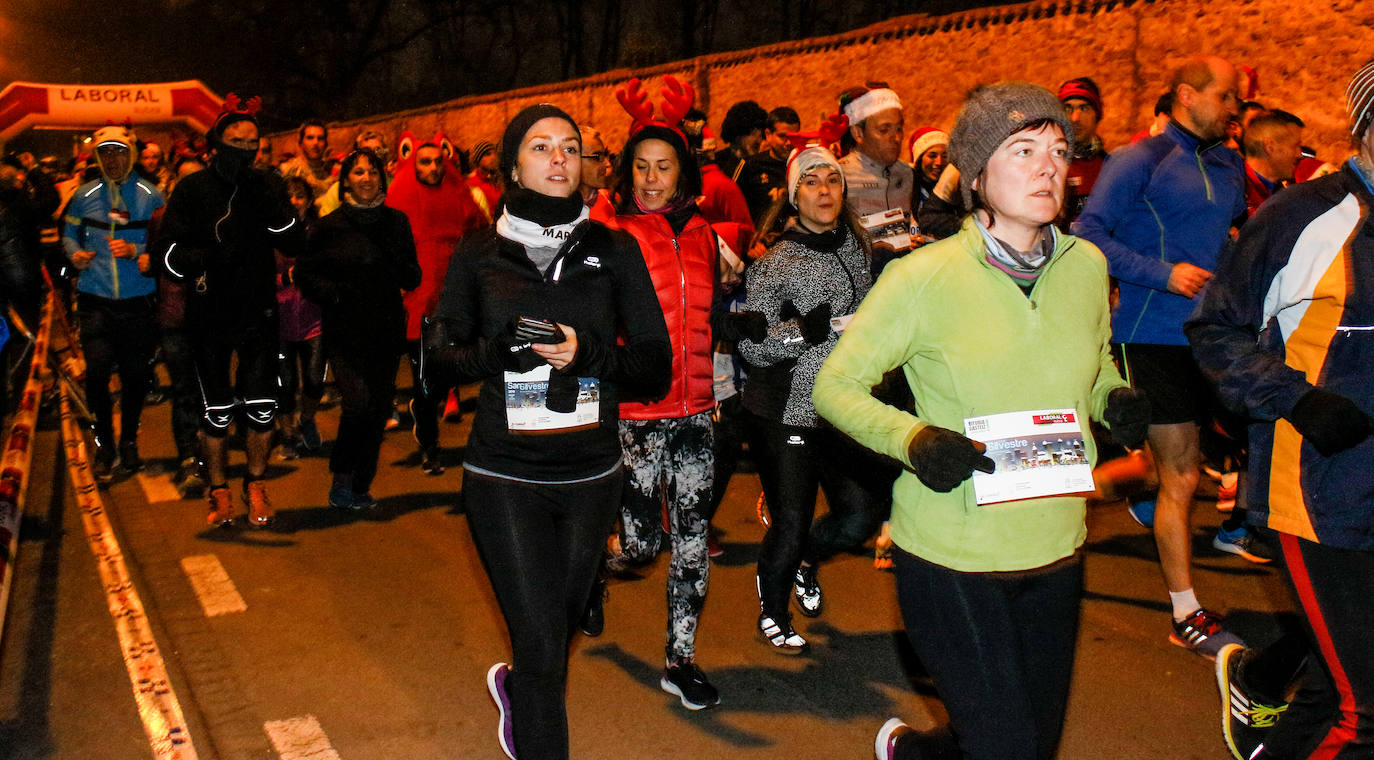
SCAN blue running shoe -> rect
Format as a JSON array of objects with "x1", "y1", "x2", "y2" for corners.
[
  {"x1": 1128, "y1": 498, "x2": 1156, "y2": 528},
  {"x1": 1214, "y1": 525, "x2": 1274, "y2": 564}
]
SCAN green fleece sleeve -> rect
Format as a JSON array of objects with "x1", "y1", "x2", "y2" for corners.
[
  {"x1": 812, "y1": 257, "x2": 926, "y2": 466},
  {"x1": 1082, "y1": 246, "x2": 1129, "y2": 422}
]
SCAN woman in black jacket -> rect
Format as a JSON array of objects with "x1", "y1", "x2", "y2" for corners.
[
  {"x1": 426, "y1": 105, "x2": 670, "y2": 760},
  {"x1": 294, "y1": 147, "x2": 421, "y2": 509}
]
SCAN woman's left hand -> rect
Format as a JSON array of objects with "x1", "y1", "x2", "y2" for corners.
[{"x1": 532, "y1": 323, "x2": 578, "y2": 370}]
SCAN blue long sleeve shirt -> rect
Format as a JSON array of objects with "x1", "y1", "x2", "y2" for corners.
[{"x1": 1072, "y1": 122, "x2": 1245, "y2": 345}]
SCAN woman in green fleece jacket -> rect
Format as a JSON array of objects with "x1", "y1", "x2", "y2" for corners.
[{"x1": 814, "y1": 83, "x2": 1150, "y2": 760}]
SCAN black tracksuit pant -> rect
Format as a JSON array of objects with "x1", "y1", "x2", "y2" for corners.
[
  {"x1": 893, "y1": 549, "x2": 1082, "y2": 760},
  {"x1": 462, "y1": 468, "x2": 621, "y2": 760},
  {"x1": 747, "y1": 413, "x2": 888, "y2": 619},
  {"x1": 328, "y1": 348, "x2": 397, "y2": 493},
  {"x1": 77, "y1": 292, "x2": 158, "y2": 451}
]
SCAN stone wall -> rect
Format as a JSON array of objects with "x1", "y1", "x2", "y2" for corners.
[{"x1": 270, "y1": 0, "x2": 1374, "y2": 167}]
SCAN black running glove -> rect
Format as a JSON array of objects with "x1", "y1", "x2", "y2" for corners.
[
  {"x1": 544, "y1": 370, "x2": 580, "y2": 413},
  {"x1": 711, "y1": 309, "x2": 768, "y2": 343},
  {"x1": 799, "y1": 303, "x2": 833, "y2": 344},
  {"x1": 906, "y1": 425, "x2": 997, "y2": 492},
  {"x1": 780, "y1": 299, "x2": 832, "y2": 344},
  {"x1": 487, "y1": 320, "x2": 545, "y2": 374},
  {"x1": 1104, "y1": 387, "x2": 1151, "y2": 449},
  {"x1": 1288, "y1": 388, "x2": 1374, "y2": 456}
]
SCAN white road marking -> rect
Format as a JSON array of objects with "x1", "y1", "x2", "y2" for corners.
[
  {"x1": 179, "y1": 555, "x2": 247, "y2": 617},
  {"x1": 264, "y1": 715, "x2": 342, "y2": 760},
  {"x1": 137, "y1": 472, "x2": 183, "y2": 504}
]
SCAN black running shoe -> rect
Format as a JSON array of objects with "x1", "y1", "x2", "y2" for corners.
[
  {"x1": 299, "y1": 418, "x2": 322, "y2": 451},
  {"x1": 421, "y1": 447, "x2": 445, "y2": 476},
  {"x1": 118, "y1": 441, "x2": 143, "y2": 473},
  {"x1": 174, "y1": 457, "x2": 207, "y2": 499},
  {"x1": 580, "y1": 577, "x2": 606, "y2": 637},
  {"x1": 793, "y1": 563, "x2": 823, "y2": 617},
  {"x1": 660, "y1": 660, "x2": 719, "y2": 710},
  {"x1": 1217, "y1": 643, "x2": 1285, "y2": 760},
  {"x1": 93, "y1": 444, "x2": 119, "y2": 485},
  {"x1": 1171, "y1": 607, "x2": 1243, "y2": 659}
]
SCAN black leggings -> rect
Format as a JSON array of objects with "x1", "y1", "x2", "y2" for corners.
[
  {"x1": 278, "y1": 336, "x2": 325, "y2": 417},
  {"x1": 747, "y1": 413, "x2": 891, "y2": 618},
  {"x1": 1256, "y1": 535, "x2": 1374, "y2": 759},
  {"x1": 463, "y1": 469, "x2": 621, "y2": 760},
  {"x1": 406, "y1": 340, "x2": 453, "y2": 451},
  {"x1": 328, "y1": 349, "x2": 397, "y2": 493},
  {"x1": 77, "y1": 293, "x2": 158, "y2": 448},
  {"x1": 893, "y1": 548, "x2": 1082, "y2": 760},
  {"x1": 161, "y1": 327, "x2": 202, "y2": 460},
  {"x1": 192, "y1": 321, "x2": 280, "y2": 436}
]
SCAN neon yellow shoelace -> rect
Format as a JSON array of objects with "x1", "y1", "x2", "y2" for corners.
[{"x1": 1246, "y1": 702, "x2": 1288, "y2": 728}]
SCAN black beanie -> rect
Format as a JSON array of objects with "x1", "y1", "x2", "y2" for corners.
[{"x1": 499, "y1": 104, "x2": 581, "y2": 184}]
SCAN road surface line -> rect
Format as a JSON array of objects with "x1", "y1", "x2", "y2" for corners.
[
  {"x1": 179, "y1": 554, "x2": 247, "y2": 617},
  {"x1": 59, "y1": 390, "x2": 199, "y2": 760},
  {"x1": 137, "y1": 471, "x2": 184, "y2": 504},
  {"x1": 264, "y1": 715, "x2": 342, "y2": 760}
]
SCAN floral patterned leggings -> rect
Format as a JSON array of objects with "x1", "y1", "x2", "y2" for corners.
[{"x1": 617, "y1": 411, "x2": 714, "y2": 663}]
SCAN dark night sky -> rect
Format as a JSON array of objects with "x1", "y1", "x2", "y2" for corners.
[{"x1": 1, "y1": 0, "x2": 998, "y2": 131}]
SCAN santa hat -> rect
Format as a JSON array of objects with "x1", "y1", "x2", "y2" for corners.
[
  {"x1": 839, "y1": 82, "x2": 902, "y2": 125},
  {"x1": 907, "y1": 126, "x2": 949, "y2": 163},
  {"x1": 784, "y1": 113, "x2": 849, "y2": 206}
]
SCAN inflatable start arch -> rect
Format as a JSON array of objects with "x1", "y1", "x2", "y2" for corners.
[{"x1": 0, "y1": 80, "x2": 222, "y2": 141}]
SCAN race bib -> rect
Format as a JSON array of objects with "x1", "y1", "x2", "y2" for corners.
[{"x1": 503, "y1": 365, "x2": 600, "y2": 434}]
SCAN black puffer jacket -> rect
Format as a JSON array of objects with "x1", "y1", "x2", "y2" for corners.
[{"x1": 430, "y1": 220, "x2": 671, "y2": 482}]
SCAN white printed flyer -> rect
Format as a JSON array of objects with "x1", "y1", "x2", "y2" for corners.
[
  {"x1": 503, "y1": 365, "x2": 600, "y2": 434},
  {"x1": 963, "y1": 408, "x2": 1094, "y2": 505}
]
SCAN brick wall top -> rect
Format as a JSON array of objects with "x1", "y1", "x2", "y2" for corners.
[{"x1": 269, "y1": 0, "x2": 1374, "y2": 171}]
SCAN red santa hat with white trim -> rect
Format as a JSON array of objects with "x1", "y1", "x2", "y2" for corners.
[{"x1": 839, "y1": 82, "x2": 902, "y2": 125}]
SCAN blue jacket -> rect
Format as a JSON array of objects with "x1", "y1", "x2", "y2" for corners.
[
  {"x1": 62, "y1": 176, "x2": 164, "y2": 300},
  {"x1": 1185, "y1": 160, "x2": 1374, "y2": 550},
  {"x1": 1073, "y1": 122, "x2": 1245, "y2": 345}
]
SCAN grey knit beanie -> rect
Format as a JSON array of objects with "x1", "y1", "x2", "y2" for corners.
[{"x1": 949, "y1": 82, "x2": 1074, "y2": 208}]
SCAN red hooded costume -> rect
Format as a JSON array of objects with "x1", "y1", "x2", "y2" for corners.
[{"x1": 386, "y1": 132, "x2": 490, "y2": 341}]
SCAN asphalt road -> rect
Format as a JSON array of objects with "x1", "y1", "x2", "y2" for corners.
[{"x1": 0, "y1": 386, "x2": 1298, "y2": 759}]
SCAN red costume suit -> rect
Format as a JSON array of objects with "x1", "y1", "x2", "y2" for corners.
[{"x1": 386, "y1": 132, "x2": 490, "y2": 342}]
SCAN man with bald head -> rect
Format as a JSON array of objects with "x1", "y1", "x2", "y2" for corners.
[{"x1": 1074, "y1": 55, "x2": 1247, "y2": 659}]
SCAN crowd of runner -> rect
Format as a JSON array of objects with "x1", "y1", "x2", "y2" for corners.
[{"x1": 0, "y1": 50, "x2": 1370, "y2": 760}]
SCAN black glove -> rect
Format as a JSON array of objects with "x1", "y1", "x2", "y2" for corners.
[
  {"x1": 545, "y1": 370, "x2": 580, "y2": 413},
  {"x1": 487, "y1": 319, "x2": 545, "y2": 374},
  {"x1": 799, "y1": 302, "x2": 832, "y2": 344},
  {"x1": 711, "y1": 310, "x2": 768, "y2": 343},
  {"x1": 1288, "y1": 388, "x2": 1374, "y2": 456},
  {"x1": 780, "y1": 299, "x2": 832, "y2": 344},
  {"x1": 906, "y1": 425, "x2": 996, "y2": 492},
  {"x1": 1104, "y1": 387, "x2": 1151, "y2": 449}
]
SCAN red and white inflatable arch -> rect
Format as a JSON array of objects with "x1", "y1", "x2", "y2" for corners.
[{"x1": 0, "y1": 80, "x2": 223, "y2": 141}]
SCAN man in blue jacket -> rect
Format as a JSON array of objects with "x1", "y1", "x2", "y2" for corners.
[
  {"x1": 1073, "y1": 55, "x2": 1246, "y2": 658},
  {"x1": 63, "y1": 123, "x2": 164, "y2": 483}
]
